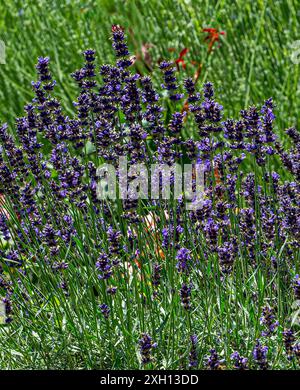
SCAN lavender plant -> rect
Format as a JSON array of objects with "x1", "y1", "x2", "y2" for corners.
[{"x1": 0, "y1": 25, "x2": 299, "y2": 369}]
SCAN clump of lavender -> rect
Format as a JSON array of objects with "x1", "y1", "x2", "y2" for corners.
[
  {"x1": 139, "y1": 333, "x2": 157, "y2": 365},
  {"x1": 0, "y1": 24, "x2": 300, "y2": 369},
  {"x1": 253, "y1": 340, "x2": 268, "y2": 370},
  {"x1": 230, "y1": 351, "x2": 248, "y2": 370},
  {"x1": 205, "y1": 349, "x2": 224, "y2": 370},
  {"x1": 260, "y1": 306, "x2": 279, "y2": 336},
  {"x1": 189, "y1": 335, "x2": 198, "y2": 368},
  {"x1": 282, "y1": 329, "x2": 295, "y2": 360}
]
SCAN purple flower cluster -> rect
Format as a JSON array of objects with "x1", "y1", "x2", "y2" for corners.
[
  {"x1": 188, "y1": 334, "x2": 198, "y2": 368},
  {"x1": 293, "y1": 274, "x2": 300, "y2": 300},
  {"x1": 139, "y1": 333, "x2": 157, "y2": 365},
  {"x1": 96, "y1": 253, "x2": 113, "y2": 280},
  {"x1": 179, "y1": 283, "x2": 192, "y2": 310},
  {"x1": 159, "y1": 61, "x2": 183, "y2": 101},
  {"x1": 0, "y1": 214, "x2": 10, "y2": 241},
  {"x1": 253, "y1": 340, "x2": 268, "y2": 370},
  {"x1": 294, "y1": 343, "x2": 300, "y2": 364},
  {"x1": 205, "y1": 349, "x2": 224, "y2": 370},
  {"x1": 99, "y1": 303, "x2": 110, "y2": 319},
  {"x1": 230, "y1": 351, "x2": 248, "y2": 370},
  {"x1": 282, "y1": 329, "x2": 295, "y2": 360},
  {"x1": 176, "y1": 247, "x2": 191, "y2": 273},
  {"x1": 260, "y1": 306, "x2": 279, "y2": 336}
]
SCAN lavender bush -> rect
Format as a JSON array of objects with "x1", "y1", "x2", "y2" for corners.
[{"x1": 0, "y1": 25, "x2": 299, "y2": 369}]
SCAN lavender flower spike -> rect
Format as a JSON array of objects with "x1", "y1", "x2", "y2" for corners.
[
  {"x1": 230, "y1": 351, "x2": 248, "y2": 370},
  {"x1": 253, "y1": 340, "x2": 268, "y2": 370},
  {"x1": 139, "y1": 333, "x2": 157, "y2": 365},
  {"x1": 189, "y1": 334, "x2": 198, "y2": 368}
]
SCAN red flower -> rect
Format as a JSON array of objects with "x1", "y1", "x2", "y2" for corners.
[
  {"x1": 175, "y1": 48, "x2": 189, "y2": 70},
  {"x1": 202, "y1": 27, "x2": 225, "y2": 52}
]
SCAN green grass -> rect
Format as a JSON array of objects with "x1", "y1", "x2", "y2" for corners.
[{"x1": 0, "y1": 0, "x2": 299, "y2": 134}]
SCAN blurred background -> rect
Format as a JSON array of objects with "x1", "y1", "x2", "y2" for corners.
[{"x1": 0, "y1": 0, "x2": 299, "y2": 134}]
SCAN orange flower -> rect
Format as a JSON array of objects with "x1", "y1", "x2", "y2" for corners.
[
  {"x1": 175, "y1": 48, "x2": 189, "y2": 70},
  {"x1": 202, "y1": 28, "x2": 225, "y2": 53}
]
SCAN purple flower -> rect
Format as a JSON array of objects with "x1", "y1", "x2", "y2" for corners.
[
  {"x1": 107, "y1": 226, "x2": 122, "y2": 255},
  {"x1": 253, "y1": 340, "x2": 268, "y2": 370},
  {"x1": 96, "y1": 253, "x2": 113, "y2": 280},
  {"x1": 217, "y1": 240, "x2": 237, "y2": 274},
  {"x1": 111, "y1": 25, "x2": 130, "y2": 60},
  {"x1": 293, "y1": 343, "x2": 300, "y2": 364},
  {"x1": 0, "y1": 214, "x2": 10, "y2": 241},
  {"x1": 203, "y1": 218, "x2": 219, "y2": 250},
  {"x1": 121, "y1": 75, "x2": 142, "y2": 125},
  {"x1": 261, "y1": 98, "x2": 276, "y2": 143},
  {"x1": 176, "y1": 248, "x2": 191, "y2": 273},
  {"x1": 184, "y1": 78, "x2": 200, "y2": 103},
  {"x1": 286, "y1": 127, "x2": 300, "y2": 144},
  {"x1": 99, "y1": 303, "x2": 110, "y2": 319},
  {"x1": 3, "y1": 294, "x2": 13, "y2": 323},
  {"x1": 179, "y1": 283, "x2": 192, "y2": 310},
  {"x1": 169, "y1": 112, "x2": 185, "y2": 136},
  {"x1": 52, "y1": 261, "x2": 68, "y2": 271},
  {"x1": 223, "y1": 119, "x2": 244, "y2": 147},
  {"x1": 106, "y1": 286, "x2": 117, "y2": 295},
  {"x1": 205, "y1": 349, "x2": 224, "y2": 370},
  {"x1": 230, "y1": 351, "x2": 248, "y2": 370},
  {"x1": 36, "y1": 57, "x2": 52, "y2": 83},
  {"x1": 83, "y1": 49, "x2": 96, "y2": 63},
  {"x1": 189, "y1": 335, "x2": 198, "y2": 368},
  {"x1": 260, "y1": 306, "x2": 279, "y2": 336},
  {"x1": 139, "y1": 333, "x2": 157, "y2": 364},
  {"x1": 202, "y1": 99, "x2": 223, "y2": 123},
  {"x1": 293, "y1": 274, "x2": 300, "y2": 300},
  {"x1": 141, "y1": 76, "x2": 164, "y2": 137},
  {"x1": 283, "y1": 329, "x2": 295, "y2": 360},
  {"x1": 41, "y1": 223, "x2": 59, "y2": 256},
  {"x1": 157, "y1": 137, "x2": 181, "y2": 164},
  {"x1": 203, "y1": 82, "x2": 214, "y2": 99},
  {"x1": 159, "y1": 61, "x2": 183, "y2": 101}
]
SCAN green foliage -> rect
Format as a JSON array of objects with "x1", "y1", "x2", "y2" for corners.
[{"x1": 0, "y1": 0, "x2": 299, "y2": 133}]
